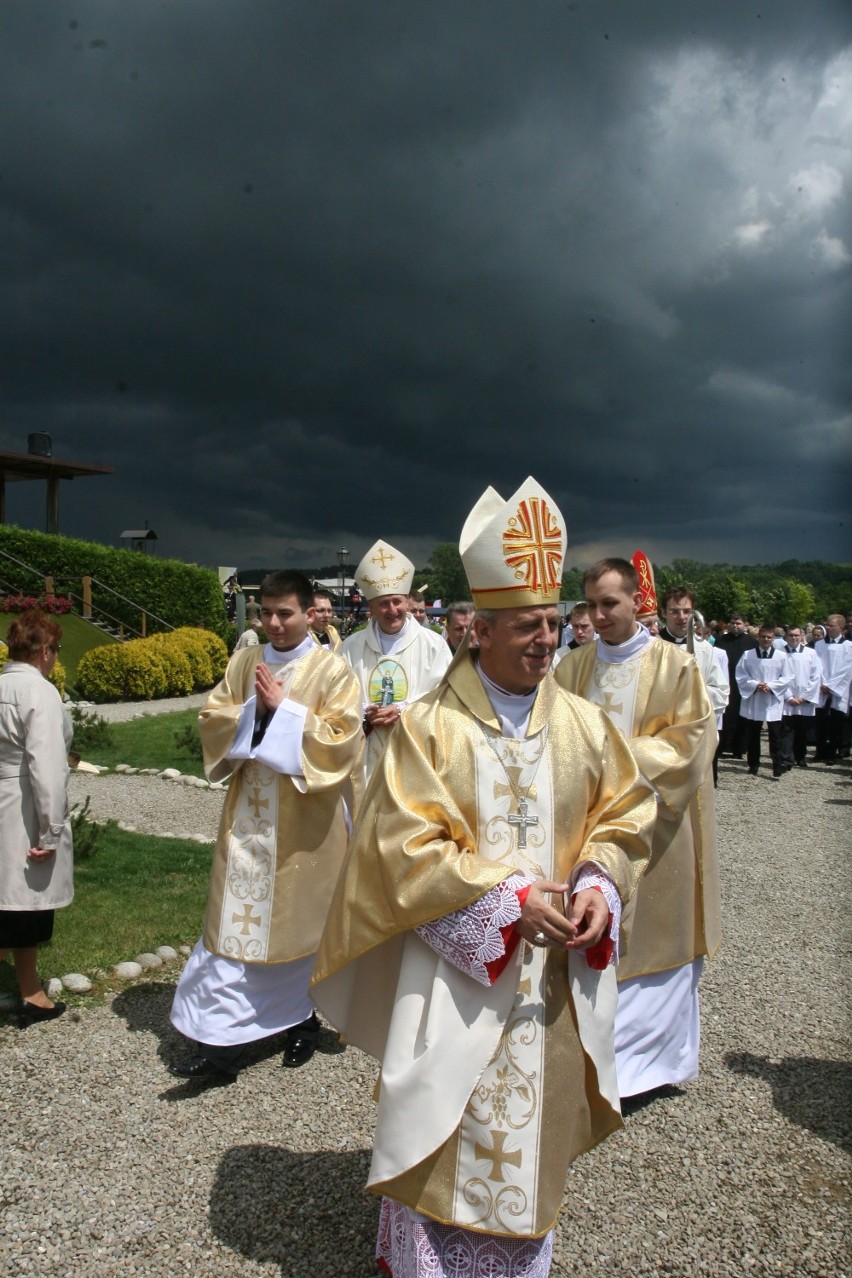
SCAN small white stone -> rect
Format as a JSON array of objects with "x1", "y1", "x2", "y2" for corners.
[
  {"x1": 209, "y1": 781, "x2": 225, "y2": 790},
  {"x1": 155, "y1": 946, "x2": 178, "y2": 961},
  {"x1": 75, "y1": 760, "x2": 105, "y2": 774},
  {"x1": 114, "y1": 763, "x2": 132, "y2": 773},
  {"x1": 160, "y1": 768, "x2": 181, "y2": 779},
  {"x1": 124, "y1": 766, "x2": 139, "y2": 775},
  {"x1": 135, "y1": 953, "x2": 163, "y2": 970},
  {"x1": 139, "y1": 768, "x2": 160, "y2": 775},
  {"x1": 190, "y1": 833, "x2": 212, "y2": 843},
  {"x1": 159, "y1": 831, "x2": 176, "y2": 839},
  {"x1": 114, "y1": 961, "x2": 143, "y2": 980},
  {"x1": 117, "y1": 821, "x2": 137, "y2": 833},
  {"x1": 62, "y1": 973, "x2": 93, "y2": 994},
  {"x1": 46, "y1": 977, "x2": 64, "y2": 999},
  {"x1": 178, "y1": 945, "x2": 193, "y2": 956}
]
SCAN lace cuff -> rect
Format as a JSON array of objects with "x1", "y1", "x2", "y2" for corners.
[
  {"x1": 415, "y1": 872, "x2": 535, "y2": 987},
  {"x1": 571, "y1": 864, "x2": 622, "y2": 965}
]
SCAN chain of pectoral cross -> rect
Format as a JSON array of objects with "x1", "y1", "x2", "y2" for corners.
[{"x1": 484, "y1": 727, "x2": 549, "y2": 849}]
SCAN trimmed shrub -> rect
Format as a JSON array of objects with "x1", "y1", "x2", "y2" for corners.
[{"x1": 76, "y1": 627, "x2": 226, "y2": 702}]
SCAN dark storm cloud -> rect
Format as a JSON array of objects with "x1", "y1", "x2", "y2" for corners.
[{"x1": 2, "y1": 1, "x2": 850, "y2": 570}]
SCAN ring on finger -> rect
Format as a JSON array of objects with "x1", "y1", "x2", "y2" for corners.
[{"x1": 532, "y1": 931, "x2": 548, "y2": 947}]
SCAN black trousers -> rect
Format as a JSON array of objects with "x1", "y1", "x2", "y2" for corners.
[
  {"x1": 746, "y1": 719, "x2": 783, "y2": 773},
  {"x1": 779, "y1": 715, "x2": 810, "y2": 766},
  {"x1": 815, "y1": 706, "x2": 846, "y2": 762}
]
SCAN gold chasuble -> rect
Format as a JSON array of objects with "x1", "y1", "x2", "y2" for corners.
[
  {"x1": 312, "y1": 654, "x2": 654, "y2": 1238},
  {"x1": 200, "y1": 644, "x2": 363, "y2": 964},
  {"x1": 555, "y1": 640, "x2": 721, "y2": 981}
]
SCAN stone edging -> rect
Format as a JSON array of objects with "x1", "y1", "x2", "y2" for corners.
[{"x1": 0, "y1": 944, "x2": 193, "y2": 1012}]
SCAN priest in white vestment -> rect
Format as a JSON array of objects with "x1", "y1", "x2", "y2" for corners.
[
  {"x1": 341, "y1": 540, "x2": 450, "y2": 806},
  {"x1": 169, "y1": 570, "x2": 363, "y2": 1082},
  {"x1": 554, "y1": 557, "x2": 719, "y2": 1101},
  {"x1": 313, "y1": 480, "x2": 655, "y2": 1278}
]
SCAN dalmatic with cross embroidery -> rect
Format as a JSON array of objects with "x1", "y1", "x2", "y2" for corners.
[
  {"x1": 555, "y1": 638, "x2": 720, "y2": 981},
  {"x1": 312, "y1": 654, "x2": 654, "y2": 1238},
  {"x1": 200, "y1": 643, "x2": 363, "y2": 965}
]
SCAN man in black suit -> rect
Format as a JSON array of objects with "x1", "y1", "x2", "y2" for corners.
[{"x1": 717, "y1": 614, "x2": 756, "y2": 758}]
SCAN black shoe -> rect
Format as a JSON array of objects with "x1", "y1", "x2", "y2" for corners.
[
  {"x1": 18, "y1": 999, "x2": 66, "y2": 1026},
  {"x1": 282, "y1": 1013, "x2": 320, "y2": 1068},
  {"x1": 169, "y1": 1055, "x2": 236, "y2": 1083},
  {"x1": 748, "y1": 766, "x2": 759, "y2": 775},
  {"x1": 795, "y1": 761, "x2": 808, "y2": 769}
]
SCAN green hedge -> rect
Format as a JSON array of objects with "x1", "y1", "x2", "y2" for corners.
[
  {"x1": 76, "y1": 627, "x2": 228, "y2": 702},
  {"x1": 0, "y1": 526, "x2": 229, "y2": 640}
]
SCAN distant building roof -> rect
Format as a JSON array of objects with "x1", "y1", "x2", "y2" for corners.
[
  {"x1": 0, "y1": 448, "x2": 114, "y2": 481},
  {"x1": 121, "y1": 529, "x2": 158, "y2": 540}
]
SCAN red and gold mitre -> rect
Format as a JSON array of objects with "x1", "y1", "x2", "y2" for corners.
[
  {"x1": 459, "y1": 477, "x2": 566, "y2": 609},
  {"x1": 631, "y1": 549, "x2": 658, "y2": 620}
]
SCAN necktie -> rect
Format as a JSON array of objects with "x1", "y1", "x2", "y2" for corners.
[{"x1": 760, "y1": 649, "x2": 771, "y2": 659}]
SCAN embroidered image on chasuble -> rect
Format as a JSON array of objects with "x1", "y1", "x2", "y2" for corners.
[
  {"x1": 555, "y1": 639, "x2": 720, "y2": 981},
  {"x1": 312, "y1": 659, "x2": 655, "y2": 1236},
  {"x1": 200, "y1": 644, "x2": 363, "y2": 965}
]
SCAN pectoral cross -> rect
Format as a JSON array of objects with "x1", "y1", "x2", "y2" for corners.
[
  {"x1": 507, "y1": 795, "x2": 539, "y2": 849},
  {"x1": 599, "y1": 692, "x2": 623, "y2": 717},
  {"x1": 248, "y1": 788, "x2": 269, "y2": 819},
  {"x1": 232, "y1": 904, "x2": 261, "y2": 935},
  {"x1": 371, "y1": 546, "x2": 392, "y2": 569},
  {"x1": 474, "y1": 1130, "x2": 522, "y2": 1182}
]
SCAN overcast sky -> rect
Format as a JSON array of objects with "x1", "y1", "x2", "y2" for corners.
[{"x1": 2, "y1": 1, "x2": 850, "y2": 574}]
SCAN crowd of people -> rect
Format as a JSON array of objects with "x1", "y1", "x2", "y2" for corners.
[{"x1": 2, "y1": 496, "x2": 849, "y2": 1278}]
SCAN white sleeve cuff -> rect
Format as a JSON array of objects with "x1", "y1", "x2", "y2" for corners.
[
  {"x1": 254, "y1": 699, "x2": 308, "y2": 777},
  {"x1": 226, "y1": 695, "x2": 259, "y2": 761},
  {"x1": 570, "y1": 863, "x2": 622, "y2": 964}
]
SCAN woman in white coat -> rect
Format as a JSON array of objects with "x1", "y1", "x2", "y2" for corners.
[{"x1": 0, "y1": 611, "x2": 73, "y2": 1024}]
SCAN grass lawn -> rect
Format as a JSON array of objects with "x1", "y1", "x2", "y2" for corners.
[
  {"x1": 0, "y1": 826, "x2": 211, "y2": 999},
  {"x1": 0, "y1": 612, "x2": 117, "y2": 693},
  {"x1": 76, "y1": 706, "x2": 206, "y2": 778}
]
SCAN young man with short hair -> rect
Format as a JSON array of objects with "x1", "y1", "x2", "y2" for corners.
[
  {"x1": 555, "y1": 558, "x2": 718, "y2": 1100},
  {"x1": 310, "y1": 589, "x2": 341, "y2": 651},
  {"x1": 169, "y1": 570, "x2": 363, "y2": 1082},
  {"x1": 736, "y1": 623, "x2": 794, "y2": 778},
  {"x1": 779, "y1": 625, "x2": 822, "y2": 769}
]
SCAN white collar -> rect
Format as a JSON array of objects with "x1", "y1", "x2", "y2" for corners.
[
  {"x1": 263, "y1": 635, "x2": 315, "y2": 666},
  {"x1": 595, "y1": 623, "x2": 653, "y2": 665},
  {"x1": 476, "y1": 663, "x2": 537, "y2": 739}
]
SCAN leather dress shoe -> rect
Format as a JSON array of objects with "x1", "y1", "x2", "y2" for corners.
[
  {"x1": 282, "y1": 1013, "x2": 320, "y2": 1068},
  {"x1": 169, "y1": 1055, "x2": 236, "y2": 1083},
  {"x1": 18, "y1": 999, "x2": 66, "y2": 1026}
]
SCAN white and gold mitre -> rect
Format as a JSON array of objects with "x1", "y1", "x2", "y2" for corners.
[
  {"x1": 459, "y1": 476, "x2": 566, "y2": 609},
  {"x1": 355, "y1": 539, "x2": 415, "y2": 600}
]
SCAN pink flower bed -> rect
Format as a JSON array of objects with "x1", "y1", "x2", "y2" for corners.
[{"x1": 0, "y1": 593, "x2": 74, "y2": 615}]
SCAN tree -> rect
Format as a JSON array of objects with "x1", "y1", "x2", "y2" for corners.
[{"x1": 425, "y1": 543, "x2": 469, "y2": 604}]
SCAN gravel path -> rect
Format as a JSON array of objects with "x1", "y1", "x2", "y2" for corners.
[
  {"x1": 1, "y1": 756, "x2": 850, "y2": 1277},
  {"x1": 77, "y1": 692, "x2": 210, "y2": 724}
]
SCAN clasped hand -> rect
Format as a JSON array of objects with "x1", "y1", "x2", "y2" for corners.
[
  {"x1": 514, "y1": 880, "x2": 609, "y2": 951},
  {"x1": 255, "y1": 663, "x2": 286, "y2": 713}
]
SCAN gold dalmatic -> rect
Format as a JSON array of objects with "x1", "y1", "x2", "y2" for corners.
[{"x1": 201, "y1": 644, "x2": 364, "y2": 965}]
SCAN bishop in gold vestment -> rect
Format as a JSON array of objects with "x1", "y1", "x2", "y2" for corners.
[{"x1": 313, "y1": 479, "x2": 655, "y2": 1278}]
